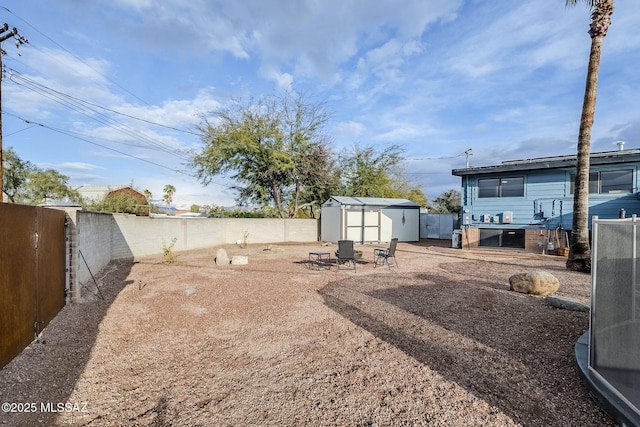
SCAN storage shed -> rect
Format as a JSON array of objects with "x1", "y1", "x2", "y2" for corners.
[{"x1": 321, "y1": 196, "x2": 420, "y2": 243}]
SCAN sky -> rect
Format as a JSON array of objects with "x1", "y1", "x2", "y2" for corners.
[{"x1": 2, "y1": 0, "x2": 640, "y2": 210}]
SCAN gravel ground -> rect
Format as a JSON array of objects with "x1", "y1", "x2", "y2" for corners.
[{"x1": 0, "y1": 241, "x2": 614, "y2": 426}]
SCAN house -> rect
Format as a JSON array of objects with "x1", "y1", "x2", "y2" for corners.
[
  {"x1": 76, "y1": 185, "x2": 149, "y2": 216},
  {"x1": 451, "y1": 149, "x2": 640, "y2": 252},
  {"x1": 321, "y1": 196, "x2": 420, "y2": 243},
  {"x1": 76, "y1": 185, "x2": 136, "y2": 203}
]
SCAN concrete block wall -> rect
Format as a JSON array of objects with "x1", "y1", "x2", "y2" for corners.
[
  {"x1": 70, "y1": 212, "x2": 319, "y2": 301},
  {"x1": 75, "y1": 211, "x2": 115, "y2": 301},
  {"x1": 109, "y1": 215, "x2": 319, "y2": 258}
]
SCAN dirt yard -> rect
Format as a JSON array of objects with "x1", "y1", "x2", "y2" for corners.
[{"x1": 0, "y1": 241, "x2": 614, "y2": 426}]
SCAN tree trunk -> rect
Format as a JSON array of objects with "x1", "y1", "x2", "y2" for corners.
[
  {"x1": 566, "y1": 36, "x2": 603, "y2": 273},
  {"x1": 271, "y1": 183, "x2": 286, "y2": 218}
]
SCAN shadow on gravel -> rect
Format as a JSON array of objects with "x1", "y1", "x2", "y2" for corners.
[
  {"x1": 0, "y1": 260, "x2": 134, "y2": 427},
  {"x1": 319, "y1": 267, "x2": 614, "y2": 427}
]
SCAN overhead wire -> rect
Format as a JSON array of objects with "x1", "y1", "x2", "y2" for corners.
[
  {"x1": 405, "y1": 149, "x2": 470, "y2": 175},
  {"x1": 3, "y1": 111, "x2": 231, "y2": 189},
  {"x1": 0, "y1": 6, "x2": 238, "y2": 195},
  {"x1": 1, "y1": 5, "x2": 151, "y2": 106},
  {"x1": 5, "y1": 67, "x2": 194, "y2": 160},
  {"x1": 2, "y1": 111, "x2": 190, "y2": 174},
  {"x1": 2, "y1": 5, "x2": 205, "y2": 168}
]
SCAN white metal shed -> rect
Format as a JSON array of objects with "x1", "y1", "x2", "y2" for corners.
[{"x1": 320, "y1": 196, "x2": 420, "y2": 243}]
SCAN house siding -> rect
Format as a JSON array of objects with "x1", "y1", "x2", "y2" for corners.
[{"x1": 454, "y1": 150, "x2": 640, "y2": 252}]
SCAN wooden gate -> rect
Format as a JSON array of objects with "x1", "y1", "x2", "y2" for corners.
[{"x1": 0, "y1": 204, "x2": 66, "y2": 369}]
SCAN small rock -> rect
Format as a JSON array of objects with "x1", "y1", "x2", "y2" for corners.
[
  {"x1": 546, "y1": 295, "x2": 589, "y2": 312},
  {"x1": 231, "y1": 255, "x2": 248, "y2": 265},
  {"x1": 215, "y1": 248, "x2": 229, "y2": 266},
  {"x1": 183, "y1": 287, "x2": 197, "y2": 296},
  {"x1": 509, "y1": 271, "x2": 559, "y2": 296}
]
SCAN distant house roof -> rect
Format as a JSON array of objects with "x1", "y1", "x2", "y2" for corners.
[
  {"x1": 452, "y1": 149, "x2": 640, "y2": 177},
  {"x1": 323, "y1": 196, "x2": 420, "y2": 208},
  {"x1": 76, "y1": 185, "x2": 134, "y2": 202}
]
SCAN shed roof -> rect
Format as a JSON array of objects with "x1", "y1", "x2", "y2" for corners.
[
  {"x1": 452, "y1": 149, "x2": 640, "y2": 177},
  {"x1": 323, "y1": 196, "x2": 420, "y2": 208}
]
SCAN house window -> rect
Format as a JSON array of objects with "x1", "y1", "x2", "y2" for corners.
[
  {"x1": 478, "y1": 177, "x2": 524, "y2": 198},
  {"x1": 570, "y1": 170, "x2": 633, "y2": 194}
]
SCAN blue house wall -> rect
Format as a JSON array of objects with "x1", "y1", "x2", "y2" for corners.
[{"x1": 453, "y1": 150, "x2": 640, "y2": 250}]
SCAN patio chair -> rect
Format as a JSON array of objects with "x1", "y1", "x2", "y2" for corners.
[
  {"x1": 374, "y1": 238, "x2": 398, "y2": 268},
  {"x1": 335, "y1": 240, "x2": 356, "y2": 272}
]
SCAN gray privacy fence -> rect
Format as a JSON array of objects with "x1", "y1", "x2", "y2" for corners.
[
  {"x1": 420, "y1": 213, "x2": 458, "y2": 239},
  {"x1": 67, "y1": 210, "x2": 319, "y2": 301}
]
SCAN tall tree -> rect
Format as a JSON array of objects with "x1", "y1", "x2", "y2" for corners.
[
  {"x1": 26, "y1": 169, "x2": 80, "y2": 205},
  {"x1": 566, "y1": 0, "x2": 614, "y2": 273},
  {"x1": 163, "y1": 184, "x2": 176, "y2": 212},
  {"x1": 1, "y1": 147, "x2": 35, "y2": 203},
  {"x1": 338, "y1": 143, "x2": 427, "y2": 205},
  {"x1": 191, "y1": 91, "x2": 335, "y2": 218},
  {"x1": 433, "y1": 189, "x2": 461, "y2": 213},
  {"x1": 3, "y1": 147, "x2": 80, "y2": 205}
]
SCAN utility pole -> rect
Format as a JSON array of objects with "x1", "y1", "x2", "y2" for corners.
[{"x1": 0, "y1": 23, "x2": 28, "y2": 202}]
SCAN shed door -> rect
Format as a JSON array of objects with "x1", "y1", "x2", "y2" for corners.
[
  {"x1": 344, "y1": 208, "x2": 381, "y2": 243},
  {"x1": 345, "y1": 209, "x2": 363, "y2": 242},
  {"x1": 363, "y1": 209, "x2": 381, "y2": 243}
]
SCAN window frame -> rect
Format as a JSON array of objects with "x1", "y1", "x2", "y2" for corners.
[
  {"x1": 570, "y1": 169, "x2": 633, "y2": 195},
  {"x1": 478, "y1": 176, "x2": 524, "y2": 198}
]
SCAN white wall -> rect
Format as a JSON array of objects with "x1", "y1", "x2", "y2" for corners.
[
  {"x1": 74, "y1": 211, "x2": 115, "y2": 301},
  {"x1": 71, "y1": 212, "x2": 319, "y2": 301},
  {"x1": 110, "y1": 216, "x2": 318, "y2": 257},
  {"x1": 386, "y1": 207, "x2": 420, "y2": 242},
  {"x1": 320, "y1": 206, "x2": 341, "y2": 242}
]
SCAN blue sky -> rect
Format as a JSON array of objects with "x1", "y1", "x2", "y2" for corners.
[{"x1": 2, "y1": 1, "x2": 639, "y2": 209}]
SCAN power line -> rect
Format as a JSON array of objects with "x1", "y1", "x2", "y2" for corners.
[
  {"x1": 1, "y1": 5, "x2": 151, "y2": 106},
  {"x1": 3, "y1": 122, "x2": 36, "y2": 137},
  {"x1": 406, "y1": 148, "x2": 472, "y2": 161},
  {"x1": 2, "y1": 5, "x2": 200, "y2": 162},
  {"x1": 3, "y1": 111, "x2": 231, "y2": 189},
  {"x1": 3, "y1": 112, "x2": 189, "y2": 174},
  {"x1": 5, "y1": 67, "x2": 194, "y2": 160},
  {"x1": 0, "y1": 8, "x2": 232, "y2": 195},
  {"x1": 5, "y1": 65, "x2": 199, "y2": 136}
]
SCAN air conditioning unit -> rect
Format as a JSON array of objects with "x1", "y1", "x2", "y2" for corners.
[
  {"x1": 502, "y1": 211, "x2": 513, "y2": 223},
  {"x1": 492, "y1": 216, "x2": 500, "y2": 223},
  {"x1": 481, "y1": 214, "x2": 491, "y2": 223}
]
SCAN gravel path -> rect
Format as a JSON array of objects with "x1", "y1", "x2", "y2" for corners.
[{"x1": 0, "y1": 241, "x2": 614, "y2": 426}]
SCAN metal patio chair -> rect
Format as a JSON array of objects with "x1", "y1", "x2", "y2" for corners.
[
  {"x1": 335, "y1": 240, "x2": 356, "y2": 272},
  {"x1": 374, "y1": 238, "x2": 398, "y2": 268}
]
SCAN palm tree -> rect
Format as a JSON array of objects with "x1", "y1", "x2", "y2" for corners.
[
  {"x1": 163, "y1": 184, "x2": 176, "y2": 214},
  {"x1": 565, "y1": 0, "x2": 614, "y2": 273}
]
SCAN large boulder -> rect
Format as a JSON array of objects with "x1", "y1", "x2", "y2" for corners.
[
  {"x1": 215, "y1": 248, "x2": 230, "y2": 266},
  {"x1": 509, "y1": 271, "x2": 559, "y2": 296}
]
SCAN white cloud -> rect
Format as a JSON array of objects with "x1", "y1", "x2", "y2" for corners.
[
  {"x1": 71, "y1": 0, "x2": 464, "y2": 83},
  {"x1": 334, "y1": 121, "x2": 367, "y2": 140}
]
